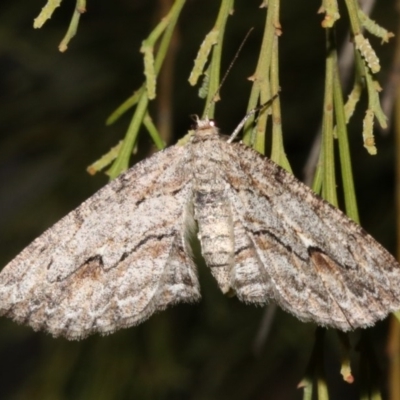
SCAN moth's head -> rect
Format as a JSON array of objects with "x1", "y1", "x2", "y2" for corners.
[
  {"x1": 190, "y1": 115, "x2": 217, "y2": 130},
  {"x1": 189, "y1": 115, "x2": 219, "y2": 141}
]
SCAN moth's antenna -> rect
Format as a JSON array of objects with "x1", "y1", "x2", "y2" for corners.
[
  {"x1": 227, "y1": 92, "x2": 280, "y2": 144},
  {"x1": 204, "y1": 28, "x2": 254, "y2": 117}
]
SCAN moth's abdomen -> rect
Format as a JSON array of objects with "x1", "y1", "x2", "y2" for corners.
[{"x1": 194, "y1": 188, "x2": 234, "y2": 294}]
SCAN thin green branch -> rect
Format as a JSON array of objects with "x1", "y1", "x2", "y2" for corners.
[
  {"x1": 243, "y1": 0, "x2": 276, "y2": 153},
  {"x1": 317, "y1": 376, "x2": 330, "y2": 400},
  {"x1": 335, "y1": 332, "x2": 354, "y2": 384},
  {"x1": 299, "y1": 377, "x2": 313, "y2": 400},
  {"x1": 340, "y1": 68, "x2": 363, "y2": 126},
  {"x1": 358, "y1": 9, "x2": 394, "y2": 43},
  {"x1": 140, "y1": 14, "x2": 173, "y2": 99},
  {"x1": 106, "y1": 89, "x2": 144, "y2": 125},
  {"x1": 365, "y1": 68, "x2": 387, "y2": 128},
  {"x1": 143, "y1": 112, "x2": 165, "y2": 150},
  {"x1": 311, "y1": 157, "x2": 323, "y2": 195},
  {"x1": 343, "y1": 0, "x2": 362, "y2": 35},
  {"x1": 58, "y1": 0, "x2": 86, "y2": 52},
  {"x1": 86, "y1": 141, "x2": 123, "y2": 176},
  {"x1": 354, "y1": 33, "x2": 380, "y2": 73},
  {"x1": 299, "y1": 329, "x2": 327, "y2": 400},
  {"x1": 107, "y1": 94, "x2": 149, "y2": 178},
  {"x1": 342, "y1": 0, "x2": 389, "y2": 156},
  {"x1": 319, "y1": 0, "x2": 340, "y2": 28},
  {"x1": 188, "y1": 30, "x2": 220, "y2": 87},
  {"x1": 33, "y1": 0, "x2": 62, "y2": 28},
  {"x1": 201, "y1": 0, "x2": 234, "y2": 118},
  {"x1": 333, "y1": 67, "x2": 359, "y2": 222},
  {"x1": 107, "y1": 0, "x2": 186, "y2": 178},
  {"x1": 321, "y1": 28, "x2": 338, "y2": 207},
  {"x1": 270, "y1": 31, "x2": 291, "y2": 171}
]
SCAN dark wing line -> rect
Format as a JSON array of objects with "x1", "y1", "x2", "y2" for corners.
[
  {"x1": 224, "y1": 141, "x2": 400, "y2": 330},
  {"x1": 0, "y1": 145, "x2": 201, "y2": 339}
]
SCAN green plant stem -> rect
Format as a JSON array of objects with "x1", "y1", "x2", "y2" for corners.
[
  {"x1": 364, "y1": 68, "x2": 387, "y2": 128},
  {"x1": 269, "y1": 13, "x2": 291, "y2": 171},
  {"x1": 301, "y1": 379, "x2": 313, "y2": 400},
  {"x1": 312, "y1": 158, "x2": 323, "y2": 195},
  {"x1": 108, "y1": 0, "x2": 186, "y2": 179},
  {"x1": 107, "y1": 95, "x2": 149, "y2": 177},
  {"x1": 106, "y1": 89, "x2": 144, "y2": 125},
  {"x1": 317, "y1": 376, "x2": 330, "y2": 400},
  {"x1": 333, "y1": 67, "x2": 359, "y2": 222},
  {"x1": 202, "y1": 0, "x2": 234, "y2": 119},
  {"x1": 343, "y1": 0, "x2": 362, "y2": 35},
  {"x1": 58, "y1": 0, "x2": 84, "y2": 52},
  {"x1": 243, "y1": 0, "x2": 278, "y2": 153},
  {"x1": 143, "y1": 112, "x2": 165, "y2": 150},
  {"x1": 321, "y1": 28, "x2": 338, "y2": 207}
]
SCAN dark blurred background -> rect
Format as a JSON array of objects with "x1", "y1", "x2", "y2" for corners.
[{"x1": 0, "y1": 0, "x2": 398, "y2": 399}]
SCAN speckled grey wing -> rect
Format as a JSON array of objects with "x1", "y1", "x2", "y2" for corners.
[
  {"x1": 0, "y1": 145, "x2": 200, "y2": 340},
  {"x1": 224, "y1": 141, "x2": 400, "y2": 331}
]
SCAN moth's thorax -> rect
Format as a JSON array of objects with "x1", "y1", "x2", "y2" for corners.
[{"x1": 189, "y1": 118, "x2": 227, "y2": 182}]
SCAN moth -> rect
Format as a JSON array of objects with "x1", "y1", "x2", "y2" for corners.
[{"x1": 1, "y1": 117, "x2": 399, "y2": 340}]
